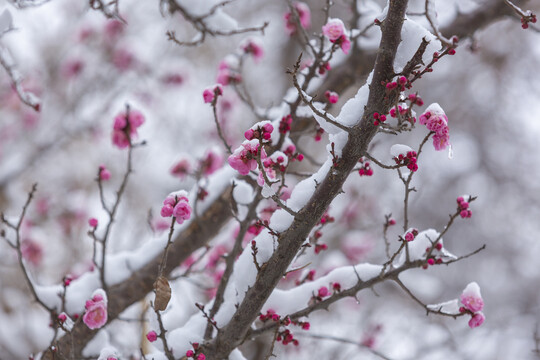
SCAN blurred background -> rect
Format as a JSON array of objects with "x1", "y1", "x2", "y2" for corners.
[{"x1": 0, "y1": 0, "x2": 539, "y2": 358}]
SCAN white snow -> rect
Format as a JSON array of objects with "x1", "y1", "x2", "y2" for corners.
[
  {"x1": 394, "y1": 18, "x2": 441, "y2": 73},
  {"x1": 390, "y1": 144, "x2": 413, "y2": 157}
]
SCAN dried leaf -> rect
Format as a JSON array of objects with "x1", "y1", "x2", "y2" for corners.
[{"x1": 153, "y1": 276, "x2": 171, "y2": 311}]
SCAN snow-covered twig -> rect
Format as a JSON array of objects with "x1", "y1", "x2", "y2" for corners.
[
  {"x1": 0, "y1": 45, "x2": 41, "y2": 112},
  {"x1": 164, "y1": 0, "x2": 268, "y2": 47}
]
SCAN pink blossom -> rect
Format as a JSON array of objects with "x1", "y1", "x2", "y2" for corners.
[
  {"x1": 197, "y1": 354, "x2": 206, "y2": 360},
  {"x1": 21, "y1": 239, "x2": 43, "y2": 266},
  {"x1": 146, "y1": 330, "x2": 157, "y2": 342},
  {"x1": 160, "y1": 204, "x2": 174, "y2": 217},
  {"x1": 322, "y1": 19, "x2": 345, "y2": 41},
  {"x1": 468, "y1": 312, "x2": 485, "y2": 328},
  {"x1": 83, "y1": 290, "x2": 108, "y2": 330},
  {"x1": 240, "y1": 38, "x2": 264, "y2": 62},
  {"x1": 325, "y1": 91, "x2": 339, "y2": 104},
  {"x1": 284, "y1": 2, "x2": 311, "y2": 35},
  {"x1": 460, "y1": 282, "x2": 484, "y2": 313},
  {"x1": 104, "y1": 20, "x2": 124, "y2": 40},
  {"x1": 200, "y1": 149, "x2": 223, "y2": 176},
  {"x1": 160, "y1": 191, "x2": 192, "y2": 224},
  {"x1": 111, "y1": 109, "x2": 145, "y2": 149},
  {"x1": 202, "y1": 84, "x2": 223, "y2": 104},
  {"x1": 322, "y1": 19, "x2": 351, "y2": 54},
  {"x1": 170, "y1": 158, "x2": 191, "y2": 179},
  {"x1": 318, "y1": 286, "x2": 329, "y2": 298},
  {"x1": 99, "y1": 165, "x2": 111, "y2": 180},
  {"x1": 418, "y1": 103, "x2": 450, "y2": 151},
  {"x1": 58, "y1": 313, "x2": 67, "y2": 322},
  {"x1": 112, "y1": 48, "x2": 135, "y2": 71},
  {"x1": 228, "y1": 140, "x2": 266, "y2": 175},
  {"x1": 217, "y1": 58, "x2": 241, "y2": 85},
  {"x1": 61, "y1": 59, "x2": 84, "y2": 79},
  {"x1": 88, "y1": 218, "x2": 98, "y2": 227},
  {"x1": 186, "y1": 350, "x2": 195, "y2": 357},
  {"x1": 112, "y1": 109, "x2": 145, "y2": 148}
]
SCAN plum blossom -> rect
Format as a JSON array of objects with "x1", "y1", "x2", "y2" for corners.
[
  {"x1": 418, "y1": 103, "x2": 450, "y2": 151},
  {"x1": 146, "y1": 331, "x2": 157, "y2": 342},
  {"x1": 83, "y1": 289, "x2": 108, "y2": 330},
  {"x1": 468, "y1": 312, "x2": 485, "y2": 328},
  {"x1": 460, "y1": 282, "x2": 484, "y2": 313},
  {"x1": 161, "y1": 191, "x2": 192, "y2": 225},
  {"x1": 202, "y1": 84, "x2": 223, "y2": 104},
  {"x1": 217, "y1": 57, "x2": 241, "y2": 85},
  {"x1": 99, "y1": 165, "x2": 111, "y2": 180},
  {"x1": 240, "y1": 37, "x2": 264, "y2": 62},
  {"x1": 170, "y1": 158, "x2": 191, "y2": 179},
  {"x1": 111, "y1": 108, "x2": 145, "y2": 149},
  {"x1": 200, "y1": 148, "x2": 223, "y2": 176},
  {"x1": 325, "y1": 90, "x2": 339, "y2": 104},
  {"x1": 322, "y1": 18, "x2": 351, "y2": 54},
  {"x1": 228, "y1": 140, "x2": 266, "y2": 175},
  {"x1": 284, "y1": 2, "x2": 311, "y2": 35},
  {"x1": 21, "y1": 239, "x2": 43, "y2": 266}
]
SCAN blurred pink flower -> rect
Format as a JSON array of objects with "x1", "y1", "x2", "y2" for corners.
[
  {"x1": 21, "y1": 239, "x2": 43, "y2": 266},
  {"x1": 284, "y1": 2, "x2": 311, "y2": 35},
  {"x1": 468, "y1": 312, "x2": 485, "y2": 328},
  {"x1": 111, "y1": 109, "x2": 145, "y2": 149}
]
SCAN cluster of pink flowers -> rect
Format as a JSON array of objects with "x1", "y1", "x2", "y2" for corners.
[
  {"x1": 240, "y1": 37, "x2": 264, "y2": 62},
  {"x1": 283, "y1": 144, "x2": 304, "y2": 162},
  {"x1": 160, "y1": 191, "x2": 192, "y2": 225},
  {"x1": 245, "y1": 122, "x2": 273, "y2": 142},
  {"x1": 279, "y1": 114, "x2": 292, "y2": 134},
  {"x1": 358, "y1": 157, "x2": 373, "y2": 176},
  {"x1": 408, "y1": 93, "x2": 424, "y2": 107},
  {"x1": 459, "y1": 282, "x2": 485, "y2": 328},
  {"x1": 418, "y1": 103, "x2": 450, "y2": 151},
  {"x1": 393, "y1": 150, "x2": 418, "y2": 172},
  {"x1": 314, "y1": 243, "x2": 328, "y2": 254},
  {"x1": 284, "y1": 2, "x2": 311, "y2": 36},
  {"x1": 185, "y1": 343, "x2": 205, "y2": 360},
  {"x1": 112, "y1": 109, "x2": 145, "y2": 149},
  {"x1": 83, "y1": 289, "x2": 108, "y2": 330},
  {"x1": 202, "y1": 84, "x2": 223, "y2": 104},
  {"x1": 318, "y1": 61, "x2": 331, "y2": 75},
  {"x1": 422, "y1": 241, "x2": 444, "y2": 268},
  {"x1": 258, "y1": 153, "x2": 287, "y2": 186},
  {"x1": 325, "y1": 90, "x2": 339, "y2": 104},
  {"x1": 260, "y1": 309, "x2": 281, "y2": 322},
  {"x1": 457, "y1": 196, "x2": 472, "y2": 218},
  {"x1": 386, "y1": 76, "x2": 409, "y2": 91},
  {"x1": 228, "y1": 140, "x2": 265, "y2": 175},
  {"x1": 322, "y1": 19, "x2": 351, "y2": 54},
  {"x1": 389, "y1": 105, "x2": 408, "y2": 118},
  {"x1": 372, "y1": 112, "x2": 387, "y2": 126},
  {"x1": 403, "y1": 228, "x2": 418, "y2": 242},
  {"x1": 521, "y1": 12, "x2": 537, "y2": 29}
]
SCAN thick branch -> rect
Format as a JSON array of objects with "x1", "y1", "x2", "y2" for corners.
[{"x1": 201, "y1": 1, "x2": 409, "y2": 358}]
